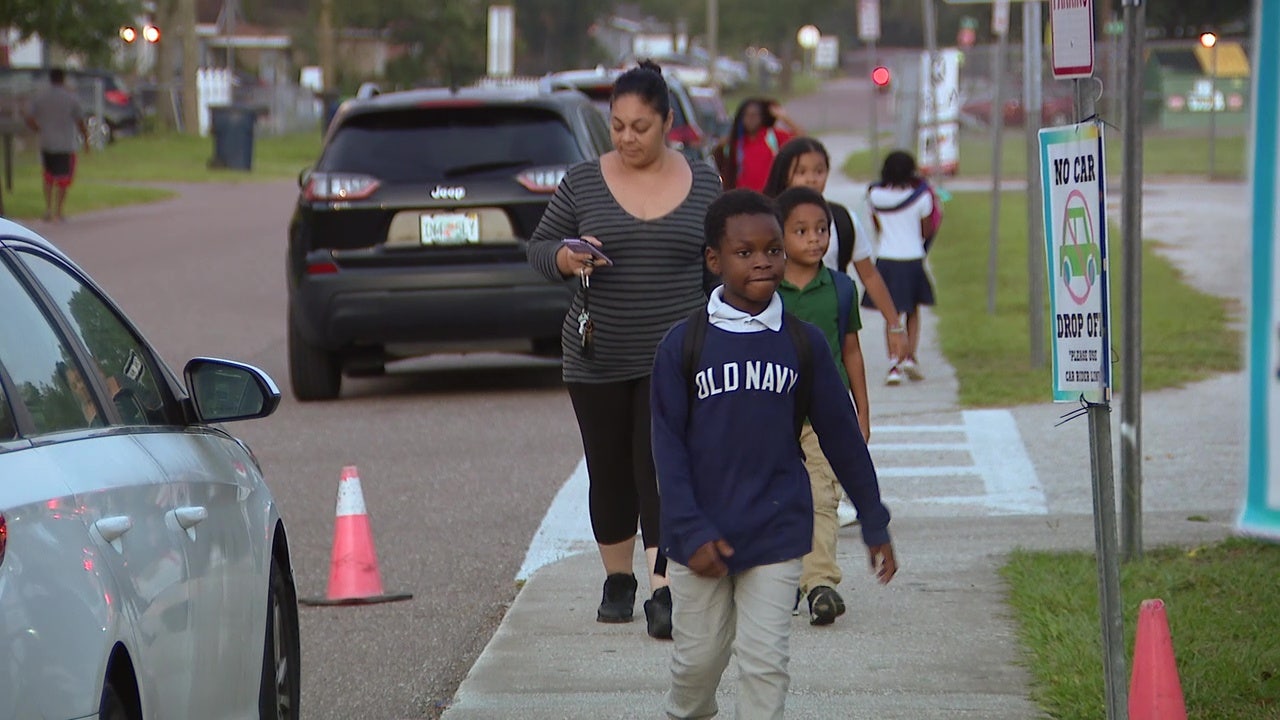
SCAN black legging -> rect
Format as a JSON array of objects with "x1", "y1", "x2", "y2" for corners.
[{"x1": 566, "y1": 377, "x2": 659, "y2": 549}]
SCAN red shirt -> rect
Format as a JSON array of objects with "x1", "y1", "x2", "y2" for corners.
[{"x1": 735, "y1": 127, "x2": 793, "y2": 192}]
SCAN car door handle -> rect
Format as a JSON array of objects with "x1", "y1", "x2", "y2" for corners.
[
  {"x1": 93, "y1": 516, "x2": 133, "y2": 552},
  {"x1": 170, "y1": 506, "x2": 208, "y2": 541},
  {"x1": 173, "y1": 506, "x2": 208, "y2": 529}
]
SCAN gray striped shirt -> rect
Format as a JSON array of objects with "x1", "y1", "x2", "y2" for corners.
[{"x1": 528, "y1": 157, "x2": 722, "y2": 383}]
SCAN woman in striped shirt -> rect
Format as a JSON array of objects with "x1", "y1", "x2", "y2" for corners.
[{"x1": 528, "y1": 60, "x2": 722, "y2": 640}]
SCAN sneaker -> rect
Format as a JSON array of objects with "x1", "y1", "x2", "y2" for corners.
[
  {"x1": 807, "y1": 586, "x2": 846, "y2": 626},
  {"x1": 644, "y1": 586, "x2": 673, "y2": 640},
  {"x1": 885, "y1": 366, "x2": 904, "y2": 386},
  {"x1": 597, "y1": 573, "x2": 637, "y2": 623},
  {"x1": 900, "y1": 357, "x2": 925, "y2": 381},
  {"x1": 792, "y1": 587, "x2": 802, "y2": 616},
  {"x1": 837, "y1": 497, "x2": 859, "y2": 527}
]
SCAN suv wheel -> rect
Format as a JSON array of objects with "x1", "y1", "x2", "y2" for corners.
[{"x1": 288, "y1": 310, "x2": 341, "y2": 401}]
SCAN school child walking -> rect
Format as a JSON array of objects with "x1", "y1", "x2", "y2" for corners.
[
  {"x1": 864, "y1": 150, "x2": 938, "y2": 385},
  {"x1": 651, "y1": 189, "x2": 897, "y2": 720},
  {"x1": 763, "y1": 136, "x2": 908, "y2": 528},
  {"x1": 774, "y1": 185, "x2": 870, "y2": 625}
]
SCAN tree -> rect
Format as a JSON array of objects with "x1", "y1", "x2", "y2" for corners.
[
  {"x1": 332, "y1": 0, "x2": 489, "y2": 88},
  {"x1": 2, "y1": 0, "x2": 142, "y2": 65}
]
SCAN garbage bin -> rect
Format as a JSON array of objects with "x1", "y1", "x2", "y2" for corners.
[
  {"x1": 209, "y1": 104, "x2": 256, "y2": 171},
  {"x1": 320, "y1": 92, "x2": 342, "y2": 135}
]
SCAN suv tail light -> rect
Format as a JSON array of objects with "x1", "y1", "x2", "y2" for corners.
[
  {"x1": 104, "y1": 89, "x2": 131, "y2": 106},
  {"x1": 516, "y1": 166, "x2": 568, "y2": 194},
  {"x1": 304, "y1": 172, "x2": 381, "y2": 201},
  {"x1": 668, "y1": 124, "x2": 703, "y2": 151},
  {"x1": 0, "y1": 513, "x2": 7, "y2": 567}
]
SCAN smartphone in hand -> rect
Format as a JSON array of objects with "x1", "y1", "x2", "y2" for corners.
[{"x1": 562, "y1": 238, "x2": 613, "y2": 266}]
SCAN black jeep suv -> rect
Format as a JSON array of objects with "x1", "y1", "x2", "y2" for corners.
[{"x1": 287, "y1": 85, "x2": 611, "y2": 400}]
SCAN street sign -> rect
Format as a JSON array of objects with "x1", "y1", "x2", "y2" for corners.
[
  {"x1": 815, "y1": 36, "x2": 839, "y2": 70},
  {"x1": 1050, "y1": 0, "x2": 1095, "y2": 79},
  {"x1": 1242, "y1": 0, "x2": 1280, "y2": 539},
  {"x1": 858, "y1": 0, "x2": 881, "y2": 42},
  {"x1": 993, "y1": 0, "x2": 1011, "y2": 36},
  {"x1": 1039, "y1": 120, "x2": 1111, "y2": 403},
  {"x1": 487, "y1": 5, "x2": 514, "y2": 77}
]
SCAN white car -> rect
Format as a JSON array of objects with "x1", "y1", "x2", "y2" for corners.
[{"x1": 0, "y1": 219, "x2": 300, "y2": 719}]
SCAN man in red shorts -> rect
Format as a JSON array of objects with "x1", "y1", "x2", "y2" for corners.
[{"x1": 25, "y1": 68, "x2": 89, "y2": 222}]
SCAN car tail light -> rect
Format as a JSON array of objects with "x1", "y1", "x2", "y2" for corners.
[
  {"x1": 516, "y1": 166, "x2": 568, "y2": 193},
  {"x1": 104, "y1": 89, "x2": 131, "y2": 106},
  {"x1": 668, "y1": 124, "x2": 703, "y2": 150},
  {"x1": 306, "y1": 260, "x2": 340, "y2": 275},
  {"x1": 304, "y1": 172, "x2": 381, "y2": 201},
  {"x1": 0, "y1": 513, "x2": 7, "y2": 567}
]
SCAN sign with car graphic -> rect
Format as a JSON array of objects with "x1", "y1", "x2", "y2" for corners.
[{"x1": 1039, "y1": 120, "x2": 1111, "y2": 403}]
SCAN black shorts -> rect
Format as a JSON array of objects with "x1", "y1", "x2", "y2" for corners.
[{"x1": 41, "y1": 152, "x2": 76, "y2": 186}]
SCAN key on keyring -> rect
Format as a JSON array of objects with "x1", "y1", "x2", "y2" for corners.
[{"x1": 578, "y1": 310, "x2": 589, "y2": 336}]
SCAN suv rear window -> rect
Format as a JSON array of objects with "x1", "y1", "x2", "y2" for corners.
[{"x1": 320, "y1": 107, "x2": 585, "y2": 183}]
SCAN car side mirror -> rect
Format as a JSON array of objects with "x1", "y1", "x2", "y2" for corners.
[{"x1": 183, "y1": 357, "x2": 281, "y2": 423}]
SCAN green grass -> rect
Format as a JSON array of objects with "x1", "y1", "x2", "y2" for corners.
[
  {"x1": 0, "y1": 130, "x2": 321, "y2": 221},
  {"x1": 1002, "y1": 538, "x2": 1280, "y2": 719},
  {"x1": 842, "y1": 129, "x2": 1248, "y2": 181},
  {"x1": 928, "y1": 191, "x2": 1241, "y2": 407}
]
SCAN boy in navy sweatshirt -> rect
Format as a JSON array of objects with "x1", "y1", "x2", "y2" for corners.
[{"x1": 651, "y1": 189, "x2": 897, "y2": 720}]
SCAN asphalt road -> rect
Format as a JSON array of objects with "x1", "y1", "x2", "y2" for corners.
[{"x1": 37, "y1": 180, "x2": 582, "y2": 718}]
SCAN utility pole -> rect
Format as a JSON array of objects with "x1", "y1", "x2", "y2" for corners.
[
  {"x1": 318, "y1": 0, "x2": 335, "y2": 91},
  {"x1": 178, "y1": 0, "x2": 199, "y2": 135}
]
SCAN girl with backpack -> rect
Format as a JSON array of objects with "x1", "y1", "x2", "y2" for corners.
[
  {"x1": 865, "y1": 150, "x2": 940, "y2": 386},
  {"x1": 714, "y1": 98, "x2": 805, "y2": 192}
]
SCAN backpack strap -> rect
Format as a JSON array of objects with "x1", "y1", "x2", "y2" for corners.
[
  {"x1": 681, "y1": 308, "x2": 710, "y2": 417},
  {"x1": 764, "y1": 127, "x2": 780, "y2": 155},
  {"x1": 829, "y1": 268, "x2": 856, "y2": 342},
  {"x1": 829, "y1": 202, "x2": 856, "y2": 273},
  {"x1": 782, "y1": 312, "x2": 813, "y2": 445},
  {"x1": 869, "y1": 181, "x2": 929, "y2": 213}
]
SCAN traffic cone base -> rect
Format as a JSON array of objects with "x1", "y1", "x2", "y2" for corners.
[
  {"x1": 300, "y1": 466, "x2": 413, "y2": 607},
  {"x1": 1129, "y1": 598, "x2": 1187, "y2": 720}
]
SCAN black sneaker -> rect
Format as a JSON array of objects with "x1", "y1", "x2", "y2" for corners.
[
  {"x1": 807, "y1": 586, "x2": 846, "y2": 626},
  {"x1": 792, "y1": 587, "x2": 802, "y2": 617},
  {"x1": 597, "y1": 573, "x2": 637, "y2": 623},
  {"x1": 644, "y1": 586, "x2": 673, "y2": 640}
]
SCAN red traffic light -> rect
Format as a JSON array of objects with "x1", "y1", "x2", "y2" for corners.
[{"x1": 871, "y1": 66, "x2": 892, "y2": 88}]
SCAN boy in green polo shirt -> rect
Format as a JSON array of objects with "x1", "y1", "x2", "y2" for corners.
[{"x1": 775, "y1": 186, "x2": 870, "y2": 626}]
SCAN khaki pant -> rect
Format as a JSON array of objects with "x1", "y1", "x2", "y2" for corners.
[
  {"x1": 799, "y1": 425, "x2": 842, "y2": 594},
  {"x1": 666, "y1": 559, "x2": 802, "y2": 720}
]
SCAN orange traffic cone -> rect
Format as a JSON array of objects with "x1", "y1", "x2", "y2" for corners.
[
  {"x1": 1129, "y1": 598, "x2": 1187, "y2": 720},
  {"x1": 300, "y1": 466, "x2": 412, "y2": 606}
]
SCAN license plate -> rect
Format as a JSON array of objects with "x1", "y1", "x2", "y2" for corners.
[{"x1": 420, "y1": 213, "x2": 479, "y2": 245}]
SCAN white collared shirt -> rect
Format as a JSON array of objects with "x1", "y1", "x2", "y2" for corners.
[{"x1": 705, "y1": 286, "x2": 783, "y2": 333}]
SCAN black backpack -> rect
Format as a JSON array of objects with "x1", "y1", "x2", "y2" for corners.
[{"x1": 679, "y1": 308, "x2": 814, "y2": 444}]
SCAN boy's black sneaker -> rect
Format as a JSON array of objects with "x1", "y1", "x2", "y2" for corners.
[
  {"x1": 597, "y1": 573, "x2": 637, "y2": 623},
  {"x1": 644, "y1": 586, "x2": 673, "y2": 640},
  {"x1": 807, "y1": 586, "x2": 846, "y2": 626}
]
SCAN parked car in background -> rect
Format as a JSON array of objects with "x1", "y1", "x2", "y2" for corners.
[
  {"x1": 960, "y1": 86, "x2": 1074, "y2": 127},
  {"x1": 540, "y1": 66, "x2": 713, "y2": 163},
  {"x1": 688, "y1": 85, "x2": 731, "y2": 146},
  {"x1": 0, "y1": 67, "x2": 143, "y2": 148},
  {"x1": 287, "y1": 85, "x2": 611, "y2": 400},
  {"x1": 0, "y1": 219, "x2": 299, "y2": 720}
]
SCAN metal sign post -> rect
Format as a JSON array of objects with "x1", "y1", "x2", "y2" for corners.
[
  {"x1": 1119, "y1": 0, "x2": 1146, "y2": 561},
  {"x1": 860, "y1": 0, "x2": 882, "y2": 165},
  {"x1": 1025, "y1": 0, "x2": 1047, "y2": 368},
  {"x1": 986, "y1": 0, "x2": 1011, "y2": 315},
  {"x1": 1042, "y1": 3, "x2": 1127, "y2": 711}
]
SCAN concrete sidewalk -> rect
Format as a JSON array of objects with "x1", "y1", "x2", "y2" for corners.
[{"x1": 441, "y1": 90, "x2": 1248, "y2": 718}]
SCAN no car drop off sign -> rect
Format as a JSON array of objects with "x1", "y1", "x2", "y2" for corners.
[{"x1": 1039, "y1": 120, "x2": 1112, "y2": 403}]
